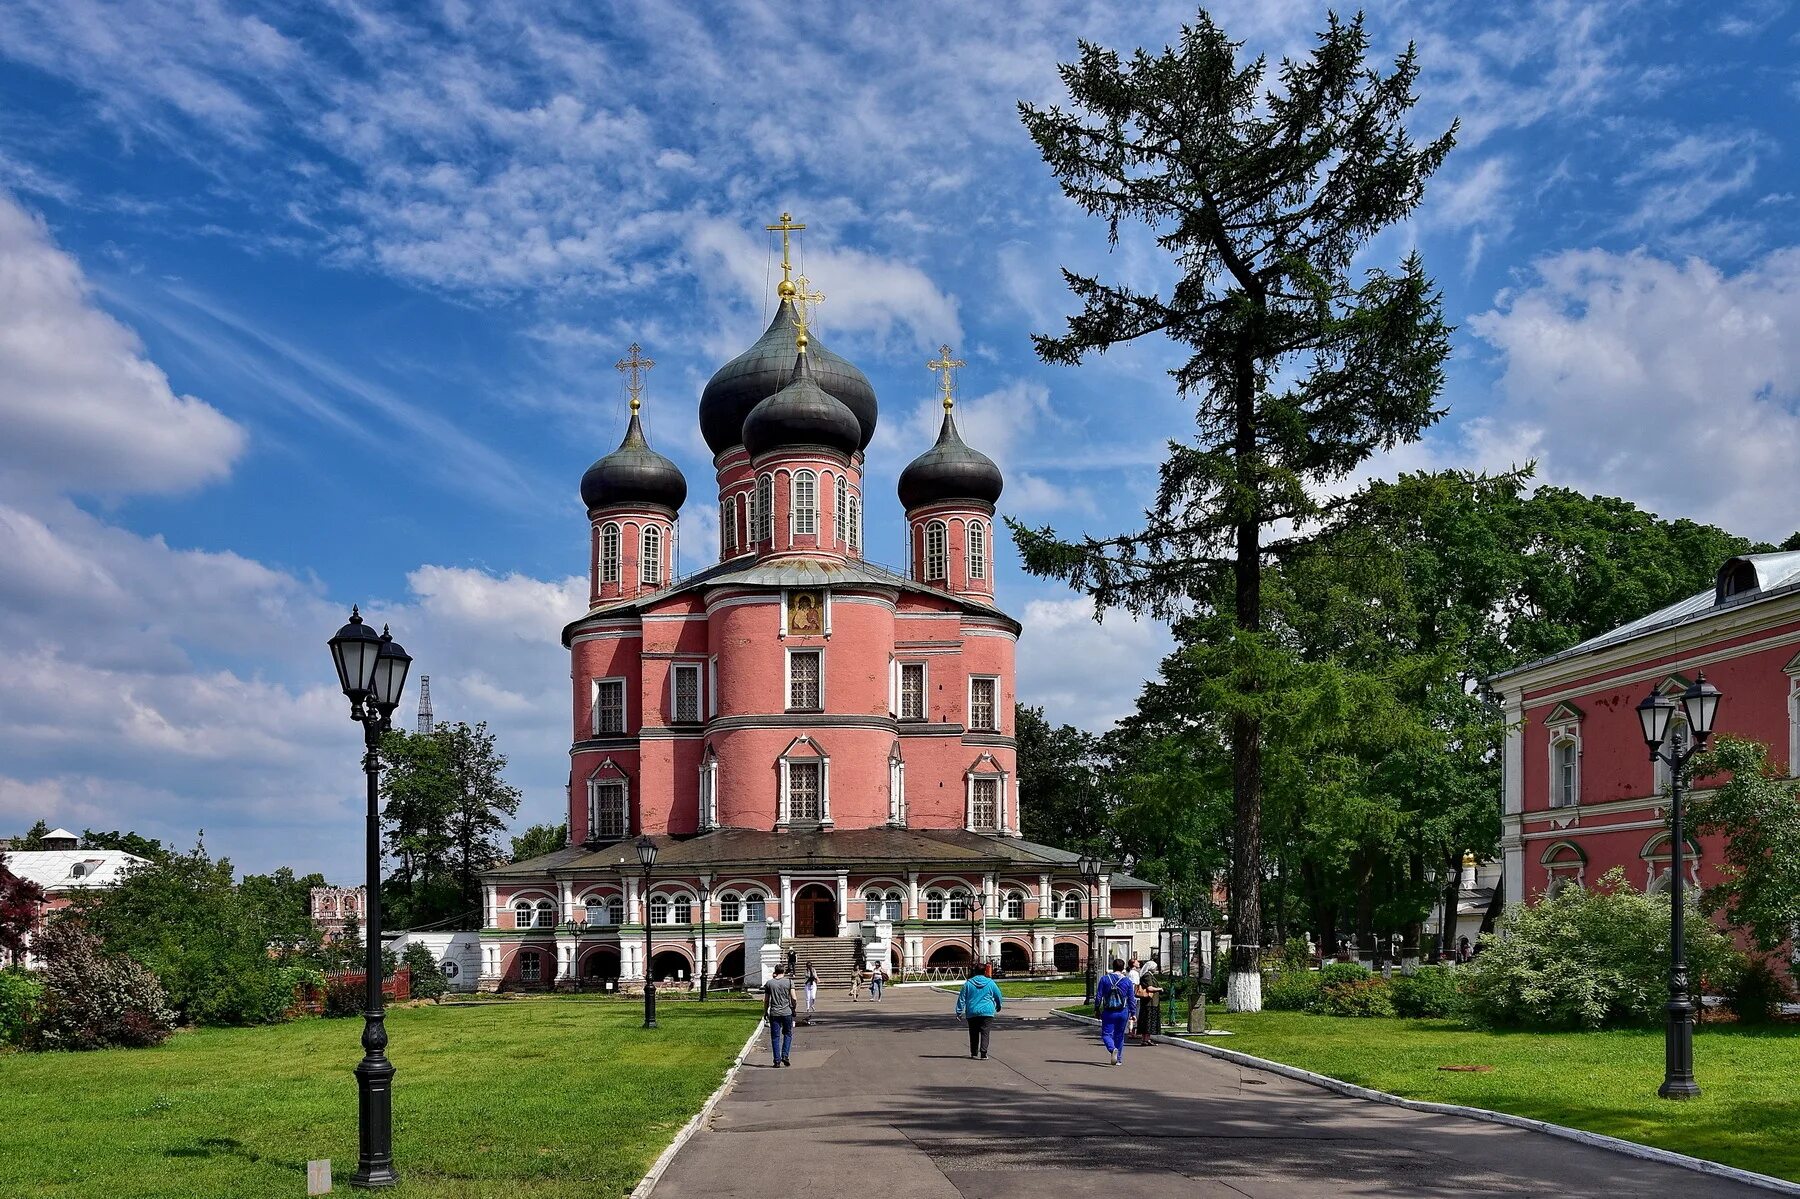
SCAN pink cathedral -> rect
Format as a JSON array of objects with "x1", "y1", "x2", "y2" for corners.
[{"x1": 478, "y1": 234, "x2": 1155, "y2": 991}]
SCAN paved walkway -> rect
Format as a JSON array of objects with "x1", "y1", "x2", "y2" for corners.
[{"x1": 654, "y1": 984, "x2": 1773, "y2": 1198}]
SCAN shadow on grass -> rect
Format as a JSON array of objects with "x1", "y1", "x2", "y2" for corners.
[{"x1": 165, "y1": 1135, "x2": 306, "y2": 1175}]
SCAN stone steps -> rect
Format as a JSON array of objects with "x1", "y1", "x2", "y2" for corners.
[{"x1": 787, "y1": 937, "x2": 863, "y2": 990}]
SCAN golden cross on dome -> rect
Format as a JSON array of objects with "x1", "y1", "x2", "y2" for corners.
[
  {"x1": 615, "y1": 342, "x2": 655, "y2": 413},
  {"x1": 927, "y1": 344, "x2": 965, "y2": 412},
  {"x1": 766, "y1": 211, "x2": 806, "y2": 295},
  {"x1": 793, "y1": 274, "x2": 824, "y2": 324}
]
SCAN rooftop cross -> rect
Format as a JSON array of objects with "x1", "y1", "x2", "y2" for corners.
[
  {"x1": 927, "y1": 344, "x2": 966, "y2": 412},
  {"x1": 766, "y1": 211, "x2": 806, "y2": 297},
  {"x1": 615, "y1": 342, "x2": 655, "y2": 413}
]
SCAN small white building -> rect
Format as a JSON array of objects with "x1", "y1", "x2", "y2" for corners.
[{"x1": 2, "y1": 829, "x2": 148, "y2": 968}]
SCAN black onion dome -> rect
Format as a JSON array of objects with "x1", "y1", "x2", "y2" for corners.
[
  {"x1": 699, "y1": 298, "x2": 877, "y2": 454},
  {"x1": 898, "y1": 410, "x2": 1004, "y2": 510},
  {"x1": 742, "y1": 350, "x2": 862, "y2": 458},
  {"x1": 580, "y1": 412, "x2": 688, "y2": 512}
]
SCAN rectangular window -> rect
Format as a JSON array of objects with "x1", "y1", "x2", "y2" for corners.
[
  {"x1": 756, "y1": 475, "x2": 774, "y2": 542},
  {"x1": 835, "y1": 475, "x2": 848, "y2": 543},
  {"x1": 971, "y1": 777, "x2": 999, "y2": 829},
  {"x1": 520, "y1": 953, "x2": 541, "y2": 982},
  {"x1": 722, "y1": 500, "x2": 736, "y2": 554},
  {"x1": 969, "y1": 677, "x2": 997, "y2": 731},
  {"x1": 719, "y1": 895, "x2": 741, "y2": 923},
  {"x1": 926, "y1": 893, "x2": 945, "y2": 920},
  {"x1": 745, "y1": 896, "x2": 766, "y2": 923},
  {"x1": 788, "y1": 761, "x2": 822, "y2": 821},
  {"x1": 793, "y1": 472, "x2": 818, "y2": 535},
  {"x1": 673, "y1": 664, "x2": 701, "y2": 723},
  {"x1": 788, "y1": 650, "x2": 822, "y2": 711},
  {"x1": 900, "y1": 663, "x2": 925, "y2": 721},
  {"x1": 594, "y1": 679, "x2": 625, "y2": 735},
  {"x1": 589, "y1": 781, "x2": 626, "y2": 840}
]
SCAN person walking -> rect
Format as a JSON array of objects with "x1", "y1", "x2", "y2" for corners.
[
  {"x1": 763, "y1": 963, "x2": 795, "y2": 1067},
  {"x1": 803, "y1": 963, "x2": 819, "y2": 1021},
  {"x1": 870, "y1": 962, "x2": 886, "y2": 1002},
  {"x1": 954, "y1": 963, "x2": 1004, "y2": 1060},
  {"x1": 1136, "y1": 959, "x2": 1162, "y2": 1046},
  {"x1": 849, "y1": 964, "x2": 864, "y2": 1002},
  {"x1": 1095, "y1": 958, "x2": 1135, "y2": 1066}
]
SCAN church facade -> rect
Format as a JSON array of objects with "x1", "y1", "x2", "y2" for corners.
[{"x1": 478, "y1": 234, "x2": 1154, "y2": 991}]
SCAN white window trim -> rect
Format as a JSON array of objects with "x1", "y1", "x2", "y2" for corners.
[
  {"x1": 834, "y1": 474, "x2": 848, "y2": 544},
  {"x1": 586, "y1": 776, "x2": 629, "y2": 841},
  {"x1": 967, "y1": 675, "x2": 999, "y2": 732},
  {"x1": 791, "y1": 470, "x2": 818, "y2": 536},
  {"x1": 640, "y1": 524, "x2": 663, "y2": 585},
  {"x1": 1787, "y1": 673, "x2": 1800, "y2": 778},
  {"x1": 968, "y1": 519, "x2": 986, "y2": 580},
  {"x1": 965, "y1": 769, "x2": 1006, "y2": 832},
  {"x1": 899, "y1": 661, "x2": 927, "y2": 721},
  {"x1": 785, "y1": 646, "x2": 824, "y2": 712},
  {"x1": 670, "y1": 662, "x2": 703, "y2": 724},
  {"x1": 721, "y1": 498, "x2": 736, "y2": 555},
  {"x1": 849, "y1": 491, "x2": 861, "y2": 552},
  {"x1": 756, "y1": 473, "x2": 774, "y2": 543},
  {"x1": 889, "y1": 749, "x2": 906, "y2": 825},
  {"x1": 698, "y1": 751, "x2": 718, "y2": 832},
  {"x1": 1547, "y1": 723, "x2": 1580, "y2": 809},
  {"x1": 924, "y1": 519, "x2": 947, "y2": 580},
  {"x1": 777, "y1": 747, "x2": 832, "y2": 826},
  {"x1": 599, "y1": 522, "x2": 621, "y2": 584},
  {"x1": 708, "y1": 656, "x2": 720, "y2": 719},
  {"x1": 591, "y1": 676, "x2": 628, "y2": 737}
]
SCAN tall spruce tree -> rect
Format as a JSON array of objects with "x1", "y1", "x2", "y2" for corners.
[{"x1": 1017, "y1": 11, "x2": 1454, "y2": 1008}]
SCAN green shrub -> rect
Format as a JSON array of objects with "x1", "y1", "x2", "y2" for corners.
[
  {"x1": 1262, "y1": 971, "x2": 1324, "y2": 1011},
  {"x1": 1316, "y1": 976, "x2": 1396, "y2": 1017},
  {"x1": 27, "y1": 922, "x2": 175, "y2": 1051},
  {"x1": 0, "y1": 968, "x2": 44, "y2": 1044},
  {"x1": 1464, "y1": 868, "x2": 1743, "y2": 1030},
  {"x1": 1275, "y1": 937, "x2": 1315, "y2": 974},
  {"x1": 1318, "y1": 961, "x2": 1371, "y2": 987},
  {"x1": 404, "y1": 944, "x2": 449, "y2": 1002},
  {"x1": 1390, "y1": 965, "x2": 1466, "y2": 1018},
  {"x1": 1728, "y1": 958, "x2": 1793, "y2": 1025}
]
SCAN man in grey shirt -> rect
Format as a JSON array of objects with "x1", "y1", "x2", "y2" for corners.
[{"x1": 764, "y1": 963, "x2": 795, "y2": 1067}]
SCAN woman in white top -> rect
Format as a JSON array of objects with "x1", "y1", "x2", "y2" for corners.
[{"x1": 804, "y1": 963, "x2": 819, "y2": 1017}]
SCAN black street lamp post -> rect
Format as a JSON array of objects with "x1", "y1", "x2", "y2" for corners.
[
  {"x1": 1635, "y1": 672, "x2": 1722, "y2": 1101},
  {"x1": 698, "y1": 873, "x2": 712, "y2": 1002},
  {"x1": 637, "y1": 836, "x2": 658, "y2": 1029},
  {"x1": 1078, "y1": 853, "x2": 1100, "y2": 1006},
  {"x1": 327, "y1": 608, "x2": 412, "y2": 1190}
]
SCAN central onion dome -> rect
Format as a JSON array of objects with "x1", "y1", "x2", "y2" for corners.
[
  {"x1": 580, "y1": 410, "x2": 688, "y2": 512},
  {"x1": 898, "y1": 409, "x2": 1004, "y2": 509},
  {"x1": 742, "y1": 346, "x2": 862, "y2": 458},
  {"x1": 700, "y1": 298, "x2": 877, "y2": 455}
]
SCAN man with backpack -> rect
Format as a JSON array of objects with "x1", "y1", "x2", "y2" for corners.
[{"x1": 1095, "y1": 958, "x2": 1136, "y2": 1066}]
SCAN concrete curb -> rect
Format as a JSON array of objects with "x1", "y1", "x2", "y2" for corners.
[
  {"x1": 630, "y1": 1016, "x2": 767, "y2": 1198},
  {"x1": 1051, "y1": 1009, "x2": 1800, "y2": 1196}
]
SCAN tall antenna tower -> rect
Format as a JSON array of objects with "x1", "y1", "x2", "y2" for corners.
[{"x1": 416, "y1": 674, "x2": 434, "y2": 735}]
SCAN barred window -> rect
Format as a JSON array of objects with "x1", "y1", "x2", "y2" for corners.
[
  {"x1": 971, "y1": 777, "x2": 999, "y2": 829},
  {"x1": 835, "y1": 474, "x2": 848, "y2": 543},
  {"x1": 789, "y1": 650, "x2": 821, "y2": 711},
  {"x1": 848, "y1": 492, "x2": 861, "y2": 552},
  {"x1": 520, "y1": 952, "x2": 542, "y2": 982},
  {"x1": 756, "y1": 474, "x2": 774, "y2": 542},
  {"x1": 594, "y1": 679, "x2": 625, "y2": 735},
  {"x1": 924, "y1": 520, "x2": 946, "y2": 579},
  {"x1": 640, "y1": 525, "x2": 662, "y2": 585},
  {"x1": 674, "y1": 665, "x2": 700, "y2": 723},
  {"x1": 968, "y1": 521, "x2": 987, "y2": 580},
  {"x1": 969, "y1": 677, "x2": 997, "y2": 731},
  {"x1": 793, "y1": 470, "x2": 818, "y2": 535},
  {"x1": 900, "y1": 663, "x2": 925, "y2": 720},
  {"x1": 600, "y1": 523, "x2": 621, "y2": 583},
  {"x1": 788, "y1": 761, "x2": 822, "y2": 821},
  {"x1": 722, "y1": 500, "x2": 736, "y2": 555},
  {"x1": 588, "y1": 780, "x2": 627, "y2": 840}
]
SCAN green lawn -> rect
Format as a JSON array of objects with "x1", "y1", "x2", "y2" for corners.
[
  {"x1": 936, "y1": 977, "x2": 1089, "y2": 999},
  {"x1": 1184, "y1": 1010, "x2": 1800, "y2": 1183},
  {"x1": 0, "y1": 997, "x2": 759, "y2": 1199}
]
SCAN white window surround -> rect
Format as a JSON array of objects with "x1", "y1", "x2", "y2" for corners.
[
  {"x1": 924, "y1": 519, "x2": 947, "y2": 580},
  {"x1": 721, "y1": 499, "x2": 736, "y2": 555},
  {"x1": 1547, "y1": 726, "x2": 1580, "y2": 809},
  {"x1": 899, "y1": 661, "x2": 926, "y2": 721},
  {"x1": 671, "y1": 662, "x2": 702, "y2": 723},
  {"x1": 586, "y1": 776, "x2": 628, "y2": 841},
  {"x1": 835, "y1": 474, "x2": 848, "y2": 544},
  {"x1": 965, "y1": 765, "x2": 1007, "y2": 832},
  {"x1": 591, "y1": 677, "x2": 627, "y2": 736},
  {"x1": 849, "y1": 491, "x2": 861, "y2": 552},
  {"x1": 791, "y1": 470, "x2": 818, "y2": 536},
  {"x1": 1787, "y1": 670, "x2": 1800, "y2": 778},
  {"x1": 777, "y1": 738, "x2": 832, "y2": 825},
  {"x1": 756, "y1": 474, "x2": 774, "y2": 542},
  {"x1": 786, "y1": 647, "x2": 824, "y2": 711},
  {"x1": 698, "y1": 749, "x2": 719, "y2": 831},
  {"x1": 640, "y1": 524, "x2": 663, "y2": 585},
  {"x1": 968, "y1": 676, "x2": 999, "y2": 732},
  {"x1": 888, "y1": 743, "x2": 906, "y2": 824},
  {"x1": 1640, "y1": 832, "x2": 1702, "y2": 893},
  {"x1": 1540, "y1": 840, "x2": 1587, "y2": 896},
  {"x1": 582, "y1": 893, "x2": 625, "y2": 925},
  {"x1": 599, "y1": 522, "x2": 621, "y2": 584},
  {"x1": 1002, "y1": 889, "x2": 1024, "y2": 920},
  {"x1": 968, "y1": 520, "x2": 986, "y2": 580}
]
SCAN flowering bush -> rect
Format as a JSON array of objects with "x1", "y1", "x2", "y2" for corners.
[
  {"x1": 1465, "y1": 869, "x2": 1743, "y2": 1030},
  {"x1": 27, "y1": 921, "x2": 175, "y2": 1051}
]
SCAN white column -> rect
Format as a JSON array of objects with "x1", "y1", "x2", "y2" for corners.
[
  {"x1": 983, "y1": 872, "x2": 997, "y2": 918},
  {"x1": 560, "y1": 879, "x2": 575, "y2": 923},
  {"x1": 1502, "y1": 688, "x2": 1526, "y2": 910},
  {"x1": 1099, "y1": 874, "x2": 1112, "y2": 918},
  {"x1": 483, "y1": 884, "x2": 498, "y2": 928},
  {"x1": 557, "y1": 937, "x2": 575, "y2": 981},
  {"x1": 907, "y1": 870, "x2": 921, "y2": 919},
  {"x1": 1037, "y1": 873, "x2": 1051, "y2": 919},
  {"x1": 836, "y1": 869, "x2": 849, "y2": 924},
  {"x1": 780, "y1": 873, "x2": 794, "y2": 938},
  {"x1": 627, "y1": 876, "x2": 641, "y2": 924}
]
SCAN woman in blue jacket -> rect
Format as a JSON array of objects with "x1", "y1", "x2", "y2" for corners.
[
  {"x1": 1095, "y1": 958, "x2": 1135, "y2": 1065},
  {"x1": 954, "y1": 963, "x2": 1004, "y2": 1059}
]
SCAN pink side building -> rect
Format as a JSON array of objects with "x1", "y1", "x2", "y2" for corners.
[
  {"x1": 478, "y1": 258, "x2": 1156, "y2": 991},
  {"x1": 1494, "y1": 552, "x2": 1800, "y2": 913}
]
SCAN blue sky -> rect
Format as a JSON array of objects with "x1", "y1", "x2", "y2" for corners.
[{"x1": 2, "y1": 0, "x2": 1799, "y2": 882}]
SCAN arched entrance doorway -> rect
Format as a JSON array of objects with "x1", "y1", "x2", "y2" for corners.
[
  {"x1": 927, "y1": 943, "x2": 971, "y2": 970},
  {"x1": 714, "y1": 944, "x2": 745, "y2": 988},
  {"x1": 793, "y1": 884, "x2": 838, "y2": 937},
  {"x1": 581, "y1": 946, "x2": 621, "y2": 991},
  {"x1": 1054, "y1": 942, "x2": 1081, "y2": 972},
  {"x1": 1000, "y1": 941, "x2": 1031, "y2": 974},
  {"x1": 652, "y1": 950, "x2": 692, "y2": 984}
]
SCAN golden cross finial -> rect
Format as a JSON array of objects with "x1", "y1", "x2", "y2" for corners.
[
  {"x1": 615, "y1": 342, "x2": 655, "y2": 414},
  {"x1": 927, "y1": 343, "x2": 965, "y2": 412},
  {"x1": 766, "y1": 211, "x2": 806, "y2": 296},
  {"x1": 793, "y1": 274, "x2": 824, "y2": 323}
]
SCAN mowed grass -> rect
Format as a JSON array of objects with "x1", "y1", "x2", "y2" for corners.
[
  {"x1": 0, "y1": 996, "x2": 760, "y2": 1199},
  {"x1": 1191, "y1": 1010, "x2": 1800, "y2": 1183},
  {"x1": 935, "y1": 977, "x2": 1089, "y2": 999}
]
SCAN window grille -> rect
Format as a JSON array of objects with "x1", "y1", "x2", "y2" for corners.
[
  {"x1": 788, "y1": 761, "x2": 822, "y2": 821},
  {"x1": 595, "y1": 680, "x2": 625, "y2": 735},
  {"x1": 969, "y1": 678, "x2": 996, "y2": 731},
  {"x1": 789, "y1": 651, "x2": 821, "y2": 710},
  {"x1": 600, "y1": 523, "x2": 620, "y2": 583},
  {"x1": 924, "y1": 520, "x2": 946, "y2": 578},
  {"x1": 900, "y1": 663, "x2": 924, "y2": 720}
]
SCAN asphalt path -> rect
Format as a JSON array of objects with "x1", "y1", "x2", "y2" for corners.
[{"x1": 652, "y1": 984, "x2": 1774, "y2": 1198}]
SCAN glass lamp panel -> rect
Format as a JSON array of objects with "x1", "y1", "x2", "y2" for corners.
[
  {"x1": 636, "y1": 836, "x2": 657, "y2": 867},
  {"x1": 1682, "y1": 677, "x2": 1722, "y2": 737},
  {"x1": 371, "y1": 640, "x2": 412, "y2": 709},
  {"x1": 1637, "y1": 692, "x2": 1674, "y2": 748}
]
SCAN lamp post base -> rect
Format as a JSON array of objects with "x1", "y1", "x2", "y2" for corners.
[
  {"x1": 1660, "y1": 998, "x2": 1700, "y2": 1100},
  {"x1": 1657, "y1": 1078, "x2": 1701, "y2": 1100},
  {"x1": 349, "y1": 1046, "x2": 398, "y2": 1188},
  {"x1": 643, "y1": 980, "x2": 658, "y2": 1030}
]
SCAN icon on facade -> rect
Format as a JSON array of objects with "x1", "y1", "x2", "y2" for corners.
[{"x1": 788, "y1": 590, "x2": 824, "y2": 634}]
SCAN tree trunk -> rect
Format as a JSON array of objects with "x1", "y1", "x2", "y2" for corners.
[
  {"x1": 1401, "y1": 852, "x2": 1424, "y2": 970},
  {"x1": 1479, "y1": 869, "x2": 1505, "y2": 937},
  {"x1": 1226, "y1": 355, "x2": 1264, "y2": 1013}
]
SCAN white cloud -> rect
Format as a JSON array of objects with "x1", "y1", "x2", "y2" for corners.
[
  {"x1": 1620, "y1": 130, "x2": 1762, "y2": 232},
  {"x1": 0, "y1": 192, "x2": 245, "y2": 499},
  {"x1": 1461, "y1": 247, "x2": 1800, "y2": 540},
  {"x1": 1016, "y1": 595, "x2": 1172, "y2": 729}
]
